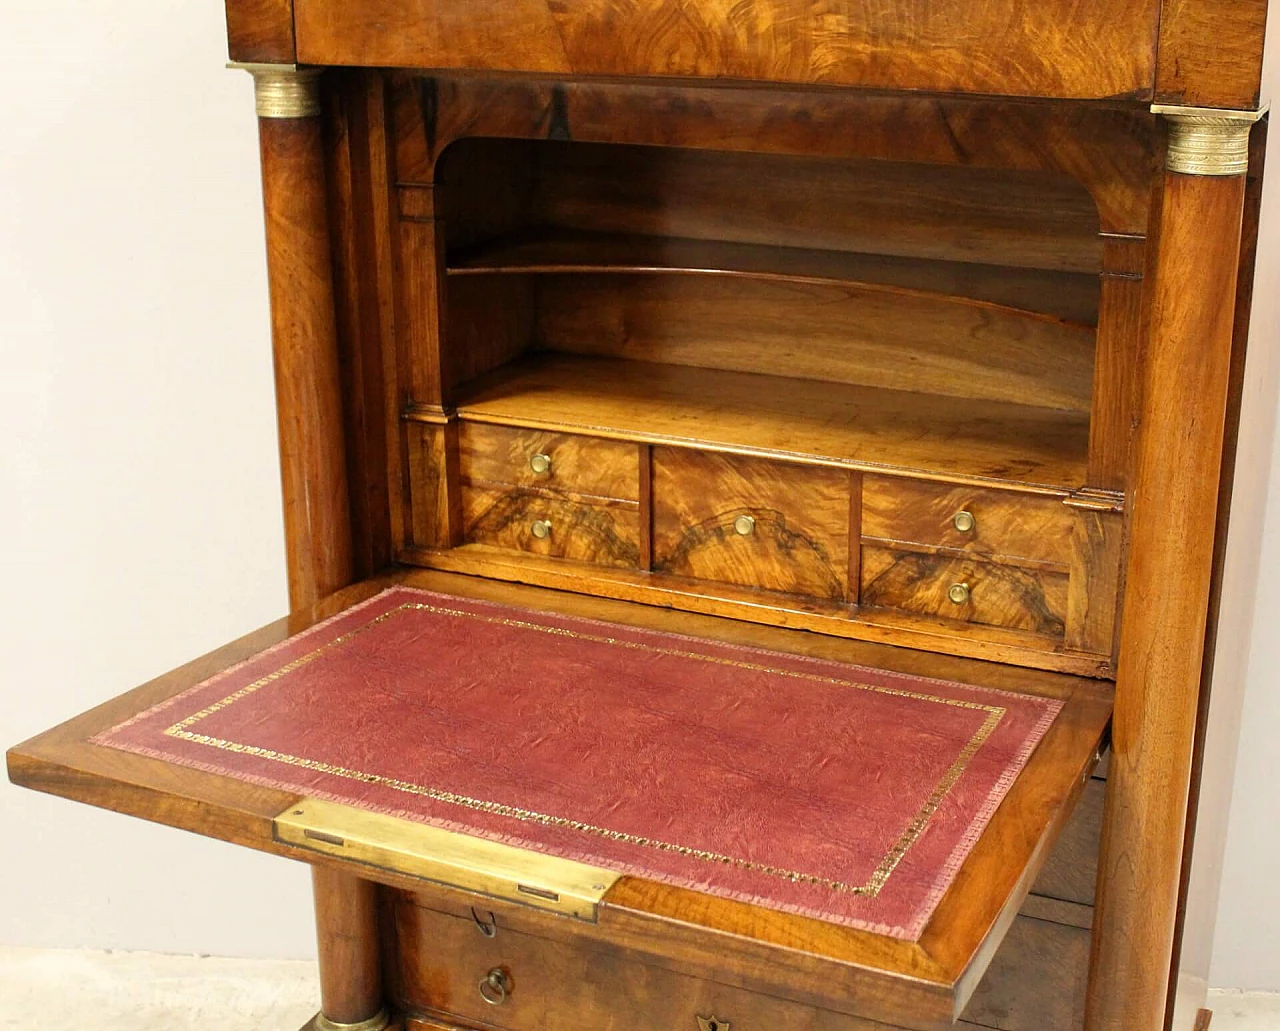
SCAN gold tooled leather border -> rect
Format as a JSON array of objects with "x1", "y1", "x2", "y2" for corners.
[{"x1": 165, "y1": 602, "x2": 1007, "y2": 897}]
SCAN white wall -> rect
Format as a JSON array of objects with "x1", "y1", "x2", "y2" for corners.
[
  {"x1": 0, "y1": 2, "x2": 314, "y2": 958},
  {"x1": 2, "y1": 0, "x2": 1279, "y2": 990}
]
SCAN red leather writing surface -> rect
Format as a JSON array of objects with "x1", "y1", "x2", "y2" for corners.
[{"x1": 97, "y1": 587, "x2": 1060, "y2": 940}]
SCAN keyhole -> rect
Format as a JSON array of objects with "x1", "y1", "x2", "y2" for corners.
[{"x1": 709, "y1": 1024, "x2": 718, "y2": 1031}]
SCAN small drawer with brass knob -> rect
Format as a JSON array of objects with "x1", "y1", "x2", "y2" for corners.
[
  {"x1": 458, "y1": 422, "x2": 640, "y2": 501},
  {"x1": 460, "y1": 485, "x2": 641, "y2": 570},
  {"x1": 860, "y1": 545, "x2": 1067, "y2": 638},
  {"x1": 652, "y1": 448, "x2": 852, "y2": 602},
  {"x1": 861, "y1": 474, "x2": 1074, "y2": 567}
]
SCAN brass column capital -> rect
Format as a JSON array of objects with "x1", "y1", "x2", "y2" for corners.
[
  {"x1": 229, "y1": 62, "x2": 324, "y2": 119},
  {"x1": 1151, "y1": 103, "x2": 1268, "y2": 176}
]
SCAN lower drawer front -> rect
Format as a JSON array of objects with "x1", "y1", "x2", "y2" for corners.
[
  {"x1": 394, "y1": 901, "x2": 884, "y2": 1031},
  {"x1": 651, "y1": 448, "x2": 852, "y2": 601},
  {"x1": 861, "y1": 545, "x2": 1068, "y2": 636},
  {"x1": 462, "y1": 485, "x2": 641, "y2": 569}
]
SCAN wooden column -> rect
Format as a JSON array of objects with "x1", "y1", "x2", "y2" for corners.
[
  {"x1": 244, "y1": 62, "x2": 355, "y2": 613},
  {"x1": 237, "y1": 65, "x2": 384, "y2": 1031},
  {"x1": 1085, "y1": 105, "x2": 1263, "y2": 1031},
  {"x1": 312, "y1": 866, "x2": 387, "y2": 1030}
]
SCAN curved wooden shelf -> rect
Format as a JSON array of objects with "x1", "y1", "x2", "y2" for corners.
[
  {"x1": 448, "y1": 353, "x2": 1091, "y2": 493},
  {"x1": 447, "y1": 230, "x2": 1101, "y2": 326}
]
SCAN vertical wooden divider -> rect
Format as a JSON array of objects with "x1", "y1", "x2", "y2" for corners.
[
  {"x1": 638, "y1": 443, "x2": 654, "y2": 571},
  {"x1": 847, "y1": 471, "x2": 863, "y2": 604}
]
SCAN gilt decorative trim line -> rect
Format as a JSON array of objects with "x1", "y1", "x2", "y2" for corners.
[{"x1": 164, "y1": 601, "x2": 1006, "y2": 898}]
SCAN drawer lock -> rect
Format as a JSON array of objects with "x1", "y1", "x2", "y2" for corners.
[
  {"x1": 947, "y1": 582, "x2": 971, "y2": 605},
  {"x1": 952, "y1": 510, "x2": 975, "y2": 533},
  {"x1": 733, "y1": 514, "x2": 756, "y2": 536},
  {"x1": 531, "y1": 519, "x2": 552, "y2": 539},
  {"x1": 529, "y1": 453, "x2": 552, "y2": 475}
]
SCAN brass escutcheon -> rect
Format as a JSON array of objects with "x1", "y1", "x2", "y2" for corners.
[
  {"x1": 733, "y1": 514, "x2": 756, "y2": 536},
  {"x1": 529, "y1": 453, "x2": 551, "y2": 474},
  {"x1": 947, "y1": 582, "x2": 971, "y2": 605},
  {"x1": 531, "y1": 519, "x2": 552, "y2": 539},
  {"x1": 697, "y1": 1017, "x2": 731, "y2": 1031}
]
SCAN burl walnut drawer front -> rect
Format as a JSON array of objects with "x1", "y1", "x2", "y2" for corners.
[
  {"x1": 395, "y1": 900, "x2": 876, "y2": 1031},
  {"x1": 651, "y1": 449, "x2": 851, "y2": 601},
  {"x1": 461, "y1": 485, "x2": 641, "y2": 569},
  {"x1": 458, "y1": 422, "x2": 640, "y2": 501},
  {"x1": 861, "y1": 475, "x2": 1074, "y2": 567},
  {"x1": 860, "y1": 545, "x2": 1069, "y2": 637},
  {"x1": 459, "y1": 422, "x2": 642, "y2": 569}
]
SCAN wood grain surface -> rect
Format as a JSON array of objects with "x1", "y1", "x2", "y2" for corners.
[
  {"x1": 258, "y1": 117, "x2": 355, "y2": 610},
  {"x1": 225, "y1": 0, "x2": 295, "y2": 62},
  {"x1": 454, "y1": 355, "x2": 1091, "y2": 493},
  {"x1": 1088, "y1": 171, "x2": 1250, "y2": 1031},
  {"x1": 458, "y1": 423, "x2": 640, "y2": 502},
  {"x1": 651, "y1": 449, "x2": 851, "y2": 601},
  {"x1": 407, "y1": 546, "x2": 1113, "y2": 676},
  {"x1": 295, "y1": 0, "x2": 1159, "y2": 101},
  {"x1": 461, "y1": 485, "x2": 641, "y2": 569},
  {"x1": 862, "y1": 477, "x2": 1077, "y2": 568},
  {"x1": 397, "y1": 79, "x2": 1155, "y2": 237},
  {"x1": 860, "y1": 546, "x2": 1069, "y2": 638},
  {"x1": 535, "y1": 275, "x2": 1095, "y2": 414},
  {"x1": 449, "y1": 230, "x2": 1102, "y2": 326}
]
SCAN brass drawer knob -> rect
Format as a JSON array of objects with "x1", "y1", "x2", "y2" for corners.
[
  {"x1": 947, "y1": 582, "x2": 971, "y2": 605},
  {"x1": 733, "y1": 514, "x2": 756, "y2": 536},
  {"x1": 952, "y1": 510, "x2": 975, "y2": 533},
  {"x1": 530, "y1": 519, "x2": 552, "y2": 540},
  {"x1": 479, "y1": 968, "x2": 511, "y2": 1006},
  {"x1": 529, "y1": 453, "x2": 552, "y2": 475}
]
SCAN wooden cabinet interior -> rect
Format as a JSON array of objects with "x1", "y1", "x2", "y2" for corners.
[{"x1": 390, "y1": 93, "x2": 1132, "y2": 675}]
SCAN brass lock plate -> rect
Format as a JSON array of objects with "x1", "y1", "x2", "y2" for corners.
[{"x1": 274, "y1": 798, "x2": 619, "y2": 921}]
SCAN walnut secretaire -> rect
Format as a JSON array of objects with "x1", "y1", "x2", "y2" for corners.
[{"x1": 8, "y1": 3, "x2": 1275, "y2": 1031}]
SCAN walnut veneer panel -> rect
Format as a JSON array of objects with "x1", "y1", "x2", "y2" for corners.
[
  {"x1": 225, "y1": 0, "x2": 295, "y2": 61},
  {"x1": 458, "y1": 422, "x2": 639, "y2": 502},
  {"x1": 862, "y1": 477, "x2": 1076, "y2": 569},
  {"x1": 861, "y1": 546, "x2": 1069, "y2": 639},
  {"x1": 651, "y1": 449, "x2": 852, "y2": 602},
  {"x1": 462, "y1": 486, "x2": 641, "y2": 569},
  {"x1": 294, "y1": 0, "x2": 1159, "y2": 101}
]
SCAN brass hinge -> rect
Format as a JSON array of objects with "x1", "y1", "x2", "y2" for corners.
[{"x1": 274, "y1": 798, "x2": 618, "y2": 921}]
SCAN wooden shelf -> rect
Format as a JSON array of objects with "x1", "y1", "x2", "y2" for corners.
[
  {"x1": 447, "y1": 230, "x2": 1100, "y2": 326},
  {"x1": 451, "y1": 353, "x2": 1090, "y2": 492}
]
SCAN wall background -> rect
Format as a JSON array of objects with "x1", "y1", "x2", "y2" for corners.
[{"x1": 1, "y1": 0, "x2": 1277, "y2": 990}]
